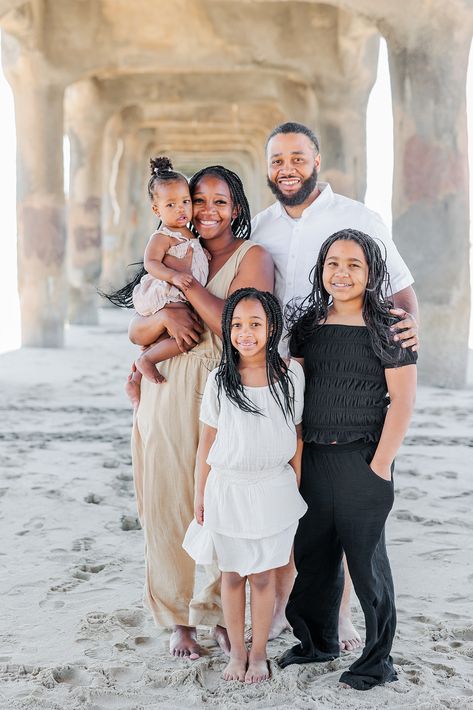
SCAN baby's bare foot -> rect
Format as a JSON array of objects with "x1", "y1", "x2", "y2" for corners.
[
  {"x1": 125, "y1": 375, "x2": 141, "y2": 408},
  {"x1": 135, "y1": 355, "x2": 166, "y2": 384},
  {"x1": 222, "y1": 652, "x2": 247, "y2": 682},
  {"x1": 245, "y1": 653, "x2": 270, "y2": 683}
]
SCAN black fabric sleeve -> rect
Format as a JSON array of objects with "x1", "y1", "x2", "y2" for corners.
[{"x1": 383, "y1": 344, "x2": 418, "y2": 369}]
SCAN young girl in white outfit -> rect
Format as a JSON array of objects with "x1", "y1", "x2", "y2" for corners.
[
  {"x1": 104, "y1": 156, "x2": 209, "y2": 396},
  {"x1": 183, "y1": 288, "x2": 307, "y2": 684}
]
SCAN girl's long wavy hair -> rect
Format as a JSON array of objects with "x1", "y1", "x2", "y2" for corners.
[
  {"x1": 285, "y1": 228, "x2": 404, "y2": 366},
  {"x1": 216, "y1": 288, "x2": 294, "y2": 420},
  {"x1": 100, "y1": 164, "x2": 251, "y2": 308}
]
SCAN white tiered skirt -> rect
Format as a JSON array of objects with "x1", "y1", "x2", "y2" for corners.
[{"x1": 182, "y1": 464, "x2": 307, "y2": 577}]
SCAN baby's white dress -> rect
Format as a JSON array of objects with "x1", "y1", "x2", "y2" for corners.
[
  {"x1": 182, "y1": 360, "x2": 307, "y2": 576},
  {"x1": 132, "y1": 226, "x2": 209, "y2": 316}
]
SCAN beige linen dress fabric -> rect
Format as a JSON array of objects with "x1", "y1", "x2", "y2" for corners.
[{"x1": 132, "y1": 240, "x2": 256, "y2": 628}]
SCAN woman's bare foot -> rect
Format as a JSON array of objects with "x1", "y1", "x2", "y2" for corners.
[
  {"x1": 211, "y1": 625, "x2": 231, "y2": 656},
  {"x1": 338, "y1": 614, "x2": 362, "y2": 651},
  {"x1": 222, "y1": 651, "x2": 247, "y2": 682},
  {"x1": 135, "y1": 354, "x2": 166, "y2": 384},
  {"x1": 245, "y1": 652, "x2": 270, "y2": 683},
  {"x1": 169, "y1": 625, "x2": 203, "y2": 659}
]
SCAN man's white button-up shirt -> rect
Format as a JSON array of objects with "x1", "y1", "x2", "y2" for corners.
[{"x1": 251, "y1": 182, "x2": 414, "y2": 309}]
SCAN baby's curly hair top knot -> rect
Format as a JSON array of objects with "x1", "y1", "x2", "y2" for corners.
[
  {"x1": 150, "y1": 156, "x2": 173, "y2": 175},
  {"x1": 147, "y1": 156, "x2": 187, "y2": 199}
]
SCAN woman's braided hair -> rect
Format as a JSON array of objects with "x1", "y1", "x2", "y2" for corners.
[
  {"x1": 216, "y1": 287, "x2": 295, "y2": 420},
  {"x1": 100, "y1": 163, "x2": 251, "y2": 308},
  {"x1": 189, "y1": 165, "x2": 251, "y2": 240}
]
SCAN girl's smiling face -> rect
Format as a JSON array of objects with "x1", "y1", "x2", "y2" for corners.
[
  {"x1": 191, "y1": 175, "x2": 238, "y2": 240},
  {"x1": 322, "y1": 239, "x2": 369, "y2": 304},
  {"x1": 230, "y1": 298, "x2": 268, "y2": 361}
]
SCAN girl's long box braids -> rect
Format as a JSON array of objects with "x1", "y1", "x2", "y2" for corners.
[
  {"x1": 285, "y1": 228, "x2": 405, "y2": 367},
  {"x1": 217, "y1": 288, "x2": 295, "y2": 421}
]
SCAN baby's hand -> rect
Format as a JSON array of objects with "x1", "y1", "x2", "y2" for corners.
[
  {"x1": 203, "y1": 248, "x2": 212, "y2": 262},
  {"x1": 171, "y1": 272, "x2": 193, "y2": 290}
]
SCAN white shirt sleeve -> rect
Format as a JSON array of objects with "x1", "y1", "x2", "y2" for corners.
[
  {"x1": 289, "y1": 359, "x2": 305, "y2": 425},
  {"x1": 199, "y1": 369, "x2": 220, "y2": 428},
  {"x1": 367, "y1": 212, "x2": 414, "y2": 294}
]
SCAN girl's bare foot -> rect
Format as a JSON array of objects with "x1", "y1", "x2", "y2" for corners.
[
  {"x1": 211, "y1": 625, "x2": 231, "y2": 656},
  {"x1": 245, "y1": 652, "x2": 270, "y2": 683},
  {"x1": 222, "y1": 651, "x2": 247, "y2": 682},
  {"x1": 135, "y1": 354, "x2": 166, "y2": 384},
  {"x1": 338, "y1": 614, "x2": 362, "y2": 651},
  {"x1": 125, "y1": 375, "x2": 141, "y2": 408},
  {"x1": 169, "y1": 625, "x2": 203, "y2": 659}
]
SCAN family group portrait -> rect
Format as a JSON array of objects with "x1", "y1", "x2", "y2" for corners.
[{"x1": 0, "y1": 1, "x2": 472, "y2": 709}]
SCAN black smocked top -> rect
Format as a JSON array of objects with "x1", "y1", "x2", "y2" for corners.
[{"x1": 290, "y1": 325, "x2": 417, "y2": 445}]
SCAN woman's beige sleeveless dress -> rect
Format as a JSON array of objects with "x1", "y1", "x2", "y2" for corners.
[{"x1": 132, "y1": 240, "x2": 256, "y2": 627}]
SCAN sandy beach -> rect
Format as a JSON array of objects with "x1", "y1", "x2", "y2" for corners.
[{"x1": 0, "y1": 308, "x2": 472, "y2": 710}]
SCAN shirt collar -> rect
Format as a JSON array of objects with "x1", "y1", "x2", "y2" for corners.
[{"x1": 274, "y1": 182, "x2": 334, "y2": 221}]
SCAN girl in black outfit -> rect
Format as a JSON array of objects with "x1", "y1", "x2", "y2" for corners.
[{"x1": 279, "y1": 228, "x2": 417, "y2": 691}]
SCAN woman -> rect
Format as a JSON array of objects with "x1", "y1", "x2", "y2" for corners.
[{"x1": 129, "y1": 166, "x2": 274, "y2": 659}]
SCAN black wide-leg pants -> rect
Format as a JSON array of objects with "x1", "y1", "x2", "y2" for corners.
[{"x1": 279, "y1": 440, "x2": 398, "y2": 691}]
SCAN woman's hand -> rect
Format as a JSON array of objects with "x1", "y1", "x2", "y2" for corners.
[
  {"x1": 163, "y1": 308, "x2": 203, "y2": 351},
  {"x1": 194, "y1": 495, "x2": 204, "y2": 525}
]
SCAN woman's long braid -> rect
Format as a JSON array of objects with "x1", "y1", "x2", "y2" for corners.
[
  {"x1": 100, "y1": 156, "x2": 187, "y2": 308},
  {"x1": 189, "y1": 166, "x2": 251, "y2": 240},
  {"x1": 285, "y1": 228, "x2": 404, "y2": 367},
  {"x1": 217, "y1": 288, "x2": 294, "y2": 420}
]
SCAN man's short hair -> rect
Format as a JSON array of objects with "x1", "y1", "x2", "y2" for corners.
[{"x1": 266, "y1": 122, "x2": 320, "y2": 154}]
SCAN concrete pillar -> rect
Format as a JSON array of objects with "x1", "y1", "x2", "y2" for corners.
[
  {"x1": 66, "y1": 78, "x2": 108, "y2": 324},
  {"x1": 2, "y1": 40, "x2": 66, "y2": 346},
  {"x1": 388, "y1": 20, "x2": 472, "y2": 387},
  {"x1": 314, "y1": 33, "x2": 379, "y2": 200},
  {"x1": 100, "y1": 110, "x2": 142, "y2": 295}
]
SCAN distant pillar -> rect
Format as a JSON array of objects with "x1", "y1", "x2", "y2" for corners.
[
  {"x1": 314, "y1": 33, "x2": 379, "y2": 201},
  {"x1": 66, "y1": 79, "x2": 108, "y2": 324},
  {"x1": 388, "y1": 19, "x2": 472, "y2": 387},
  {"x1": 3, "y1": 41, "x2": 66, "y2": 346}
]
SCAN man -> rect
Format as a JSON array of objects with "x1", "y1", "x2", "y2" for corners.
[{"x1": 251, "y1": 121, "x2": 418, "y2": 651}]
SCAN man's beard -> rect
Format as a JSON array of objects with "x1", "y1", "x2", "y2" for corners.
[{"x1": 266, "y1": 166, "x2": 318, "y2": 207}]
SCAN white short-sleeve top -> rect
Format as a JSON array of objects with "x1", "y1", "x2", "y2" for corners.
[{"x1": 200, "y1": 359, "x2": 305, "y2": 473}]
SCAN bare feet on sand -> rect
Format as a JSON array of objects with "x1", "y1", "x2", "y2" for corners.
[
  {"x1": 135, "y1": 354, "x2": 166, "y2": 384},
  {"x1": 222, "y1": 651, "x2": 248, "y2": 682},
  {"x1": 170, "y1": 625, "x2": 203, "y2": 659},
  {"x1": 339, "y1": 614, "x2": 362, "y2": 651},
  {"x1": 211, "y1": 625, "x2": 231, "y2": 656},
  {"x1": 245, "y1": 652, "x2": 270, "y2": 683}
]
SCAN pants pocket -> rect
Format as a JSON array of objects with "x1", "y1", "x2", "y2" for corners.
[{"x1": 358, "y1": 450, "x2": 394, "y2": 487}]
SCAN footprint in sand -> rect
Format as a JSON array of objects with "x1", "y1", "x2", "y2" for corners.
[
  {"x1": 397, "y1": 487, "x2": 425, "y2": 500},
  {"x1": 72, "y1": 537, "x2": 94, "y2": 551},
  {"x1": 394, "y1": 510, "x2": 425, "y2": 523}
]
